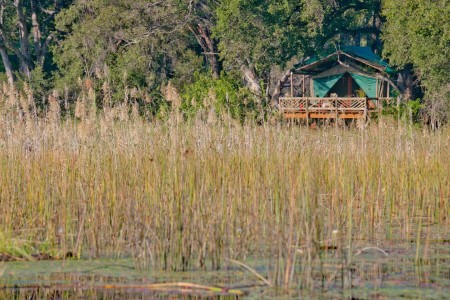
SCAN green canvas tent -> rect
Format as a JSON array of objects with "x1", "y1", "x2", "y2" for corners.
[{"x1": 296, "y1": 46, "x2": 397, "y2": 98}]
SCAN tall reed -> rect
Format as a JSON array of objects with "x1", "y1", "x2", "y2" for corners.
[{"x1": 0, "y1": 85, "x2": 448, "y2": 289}]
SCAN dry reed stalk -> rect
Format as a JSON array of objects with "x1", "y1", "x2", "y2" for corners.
[{"x1": 0, "y1": 84, "x2": 448, "y2": 290}]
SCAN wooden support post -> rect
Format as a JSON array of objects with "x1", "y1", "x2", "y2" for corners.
[
  {"x1": 375, "y1": 79, "x2": 380, "y2": 120},
  {"x1": 306, "y1": 98, "x2": 309, "y2": 126},
  {"x1": 364, "y1": 98, "x2": 368, "y2": 121},
  {"x1": 335, "y1": 98, "x2": 338, "y2": 127},
  {"x1": 290, "y1": 72, "x2": 294, "y2": 97},
  {"x1": 387, "y1": 81, "x2": 390, "y2": 98},
  {"x1": 376, "y1": 79, "x2": 379, "y2": 98},
  {"x1": 302, "y1": 75, "x2": 305, "y2": 97},
  {"x1": 397, "y1": 94, "x2": 400, "y2": 129}
]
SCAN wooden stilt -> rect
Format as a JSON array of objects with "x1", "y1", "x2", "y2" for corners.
[
  {"x1": 364, "y1": 97, "x2": 368, "y2": 121},
  {"x1": 306, "y1": 98, "x2": 309, "y2": 126},
  {"x1": 335, "y1": 98, "x2": 338, "y2": 127},
  {"x1": 387, "y1": 82, "x2": 390, "y2": 99}
]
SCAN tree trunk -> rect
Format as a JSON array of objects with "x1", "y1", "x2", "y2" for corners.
[
  {"x1": 397, "y1": 65, "x2": 422, "y2": 100},
  {"x1": 189, "y1": 24, "x2": 221, "y2": 79},
  {"x1": 271, "y1": 70, "x2": 292, "y2": 106},
  {"x1": 30, "y1": 0, "x2": 42, "y2": 61},
  {"x1": 207, "y1": 53, "x2": 220, "y2": 80},
  {"x1": 198, "y1": 25, "x2": 220, "y2": 79},
  {"x1": 241, "y1": 65, "x2": 261, "y2": 97},
  {"x1": 0, "y1": 45, "x2": 14, "y2": 86},
  {"x1": 0, "y1": 2, "x2": 14, "y2": 86},
  {"x1": 14, "y1": 0, "x2": 32, "y2": 78}
]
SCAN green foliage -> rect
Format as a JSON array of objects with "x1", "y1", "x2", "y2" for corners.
[
  {"x1": 382, "y1": 0, "x2": 449, "y2": 89},
  {"x1": 382, "y1": 0, "x2": 450, "y2": 124},
  {"x1": 214, "y1": 0, "x2": 308, "y2": 71},
  {"x1": 0, "y1": 0, "x2": 446, "y2": 125},
  {"x1": 300, "y1": 0, "x2": 383, "y2": 52},
  {"x1": 381, "y1": 99, "x2": 424, "y2": 124},
  {"x1": 11, "y1": 66, "x2": 51, "y2": 109},
  {"x1": 0, "y1": 1, "x2": 70, "y2": 82},
  {"x1": 28, "y1": 66, "x2": 51, "y2": 104},
  {"x1": 0, "y1": 231, "x2": 52, "y2": 259},
  {"x1": 171, "y1": 50, "x2": 205, "y2": 88},
  {"x1": 52, "y1": 0, "x2": 195, "y2": 104},
  {"x1": 181, "y1": 73, "x2": 257, "y2": 121}
]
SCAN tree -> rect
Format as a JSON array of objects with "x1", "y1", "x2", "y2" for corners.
[
  {"x1": 382, "y1": 0, "x2": 450, "y2": 127},
  {"x1": 300, "y1": 0, "x2": 383, "y2": 53},
  {"x1": 53, "y1": 0, "x2": 196, "y2": 100},
  {"x1": 214, "y1": 0, "x2": 308, "y2": 99},
  {"x1": 214, "y1": 0, "x2": 385, "y2": 103},
  {"x1": 186, "y1": 0, "x2": 222, "y2": 79},
  {"x1": 0, "y1": 0, "x2": 70, "y2": 86}
]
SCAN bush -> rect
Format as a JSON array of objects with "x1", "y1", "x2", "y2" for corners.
[
  {"x1": 381, "y1": 98, "x2": 424, "y2": 124},
  {"x1": 180, "y1": 73, "x2": 257, "y2": 122}
]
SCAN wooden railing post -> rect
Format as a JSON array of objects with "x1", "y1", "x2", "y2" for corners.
[
  {"x1": 335, "y1": 98, "x2": 338, "y2": 126},
  {"x1": 364, "y1": 98, "x2": 368, "y2": 120},
  {"x1": 306, "y1": 98, "x2": 309, "y2": 126}
]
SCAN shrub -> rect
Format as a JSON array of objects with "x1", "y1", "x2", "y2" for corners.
[
  {"x1": 180, "y1": 73, "x2": 257, "y2": 121},
  {"x1": 381, "y1": 98, "x2": 424, "y2": 124}
]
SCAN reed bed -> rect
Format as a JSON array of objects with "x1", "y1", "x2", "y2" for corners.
[{"x1": 0, "y1": 85, "x2": 448, "y2": 289}]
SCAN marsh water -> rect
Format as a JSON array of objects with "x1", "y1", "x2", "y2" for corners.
[{"x1": 1, "y1": 230, "x2": 449, "y2": 300}]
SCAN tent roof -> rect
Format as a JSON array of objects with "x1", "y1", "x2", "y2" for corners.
[
  {"x1": 296, "y1": 46, "x2": 395, "y2": 75},
  {"x1": 311, "y1": 62, "x2": 373, "y2": 79}
]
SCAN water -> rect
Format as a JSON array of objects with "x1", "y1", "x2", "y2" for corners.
[{"x1": 1, "y1": 237, "x2": 449, "y2": 299}]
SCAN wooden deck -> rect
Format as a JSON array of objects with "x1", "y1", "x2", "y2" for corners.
[{"x1": 279, "y1": 97, "x2": 380, "y2": 120}]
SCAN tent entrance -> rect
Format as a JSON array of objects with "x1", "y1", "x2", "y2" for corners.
[
  {"x1": 328, "y1": 73, "x2": 364, "y2": 97},
  {"x1": 323, "y1": 72, "x2": 378, "y2": 98},
  {"x1": 312, "y1": 68, "x2": 378, "y2": 98}
]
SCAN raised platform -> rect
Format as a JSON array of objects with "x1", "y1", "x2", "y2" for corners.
[{"x1": 279, "y1": 97, "x2": 381, "y2": 120}]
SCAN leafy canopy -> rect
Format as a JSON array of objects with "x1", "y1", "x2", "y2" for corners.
[
  {"x1": 382, "y1": 0, "x2": 450, "y2": 89},
  {"x1": 214, "y1": 0, "x2": 309, "y2": 70}
]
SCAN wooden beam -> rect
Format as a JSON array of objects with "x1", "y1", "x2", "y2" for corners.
[
  {"x1": 376, "y1": 78, "x2": 379, "y2": 98},
  {"x1": 339, "y1": 114, "x2": 365, "y2": 119},
  {"x1": 306, "y1": 98, "x2": 309, "y2": 125},
  {"x1": 387, "y1": 82, "x2": 390, "y2": 98},
  {"x1": 335, "y1": 98, "x2": 338, "y2": 126},
  {"x1": 347, "y1": 73, "x2": 353, "y2": 96},
  {"x1": 290, "y1": 72, "x2": 294, "y2": 97},
  {"x1": 340, "y1": 52, "x2": 386, "y2": 73},
  {"x1": 283, "y1": 112, "x2": 366, "y2": 120},
  {"x1": 297, "y1": 52, "x2": 339, "y2": 72},
  {"x1": 376, "y1": 74, "x2": 400, "y2": 93},
  {"x1": 310, "y1": 113, "x2": 336, "y2": 119},
  {"x1": 302, "y1": 75, "x2": 305, "y2": 96},
  {"x1": 284, "y1": 113, "x2": 308, "y2": 119},
  {"x1": 364, "y1": 100, "x2": 368, "y2": 121},
  {"x1": 298, "y1": 51, "x2": 388, "y2": 74}
]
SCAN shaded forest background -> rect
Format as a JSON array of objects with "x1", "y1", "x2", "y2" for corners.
[{"x1": 0, "y1": 0, "x2": 448, "y2": 126}]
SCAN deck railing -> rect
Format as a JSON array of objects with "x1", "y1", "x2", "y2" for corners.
[
  {"x1": 279, "y1": 97, "x2": 368, "y2": 112},
  {"x1": 279, "y1": 97, "x2": 370, "y2": 120},
  {"x1": 279, "y1": 97, "x2": 396, "y2": 120}
]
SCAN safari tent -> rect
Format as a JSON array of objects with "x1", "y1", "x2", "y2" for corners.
[{"x1": 279, "y1": 46, "x2": 398, "y2": 120}]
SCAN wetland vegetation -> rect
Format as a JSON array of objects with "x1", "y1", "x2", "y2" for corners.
[
  {"x1": 0, "y1": 0, "x2": 449, "y2": 298},
  {"x1": 0, "y1": 85, "x2": 449, "y2": 298}
]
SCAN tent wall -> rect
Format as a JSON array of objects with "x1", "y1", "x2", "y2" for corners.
[
  {"x1": 312, "y1": 72, "x2": 378, "y2": 98},
  {"x1": 350, "y1": 73, "x2": 377, "y2": 98},
  {"x1": 312, "y1": 74, "x2": 345, "y2": 97}
]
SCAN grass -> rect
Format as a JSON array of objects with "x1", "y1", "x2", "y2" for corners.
[{"x1": 0, "y1": 84, "x2": 448, "y2": 290}]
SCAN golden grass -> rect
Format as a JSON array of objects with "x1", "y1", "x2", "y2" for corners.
[{"x1": 0, "y1": 85, "x2": 448, "y2": 288}]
